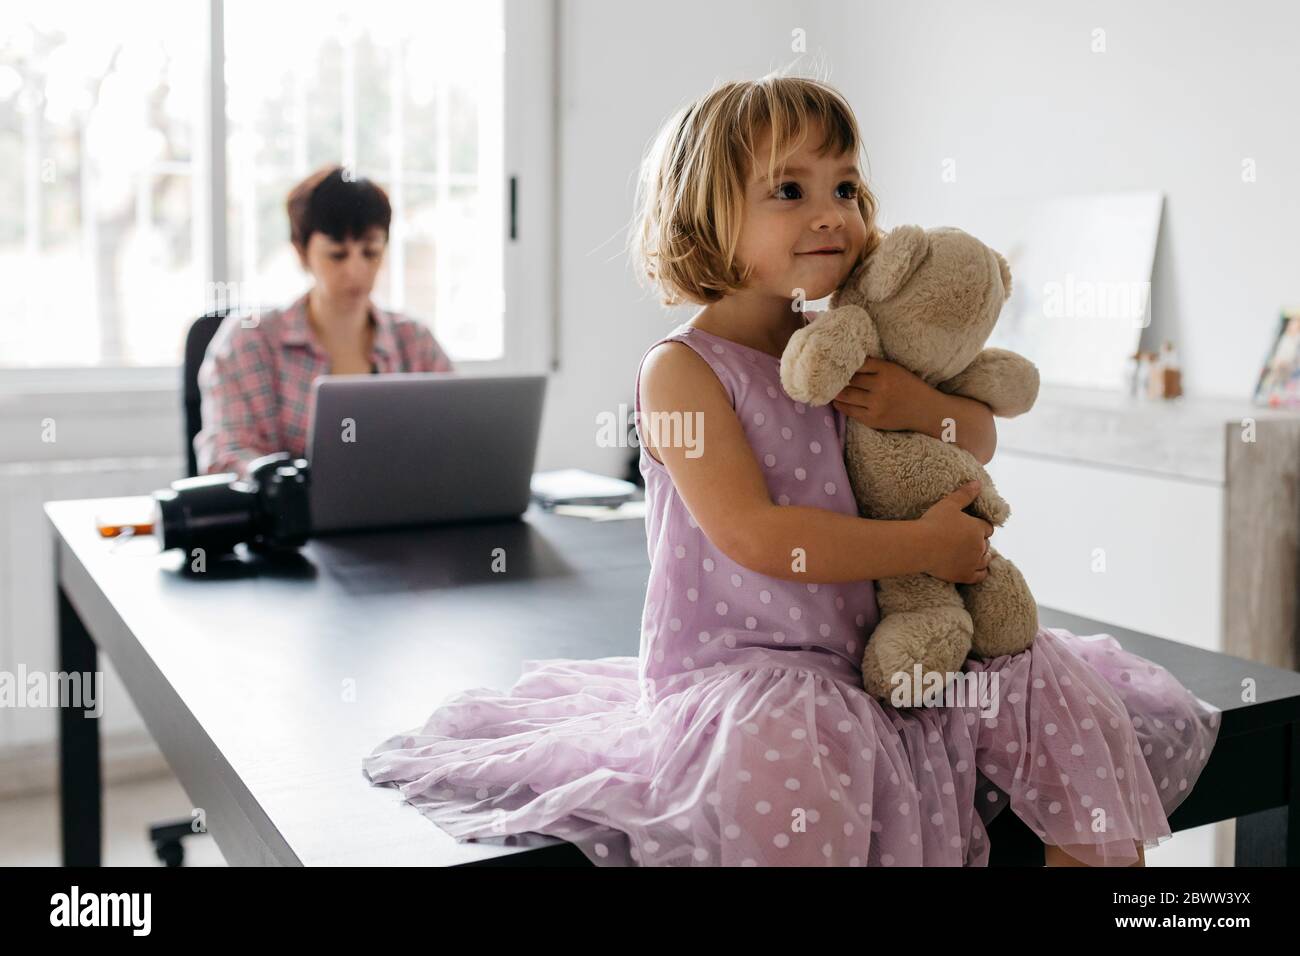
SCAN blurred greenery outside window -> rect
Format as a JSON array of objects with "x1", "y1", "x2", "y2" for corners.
[{"x1": 0, "y1": 0, "x2": 505, "y2": 369}]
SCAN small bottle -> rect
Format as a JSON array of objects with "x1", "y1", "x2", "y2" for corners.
[
  {"x1": 1148, "y1": 349, "x2": 1165, "y2": 398},
  {"x1": 1158, "y1": 340, "x2": 1182, "y2": 398},
  {"x1": 1136, "y1": 352, "x2": 1153, "y2": 398}
]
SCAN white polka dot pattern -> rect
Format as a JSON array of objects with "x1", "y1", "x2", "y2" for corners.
[{"x1": 359, "y1": 323, "x2": 1223, "y2": 868}]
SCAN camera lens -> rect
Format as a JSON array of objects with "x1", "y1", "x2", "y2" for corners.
[{"x1": 152, "y1": 474, "x2": 256, "y2": 555}]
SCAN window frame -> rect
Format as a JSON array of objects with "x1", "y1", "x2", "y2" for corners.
[{"x1": 0, "y1": 0, "x2": 554, "y2": 390}]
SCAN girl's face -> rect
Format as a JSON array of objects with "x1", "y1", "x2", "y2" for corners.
[
  {"x1": 298, "y1": 226, "x2": 388, "y2": 303},
  {"x1": 734, "y1": 122, "x2": 868, "y2": 304}
]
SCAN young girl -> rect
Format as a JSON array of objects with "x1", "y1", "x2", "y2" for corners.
[{"x1": 362, "y1": 75, "x2": 1220, "y2": 867}]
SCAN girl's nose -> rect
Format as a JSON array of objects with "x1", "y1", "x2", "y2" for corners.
[{"x1": 810, "y1": 198, "x2": 847, "y2": 231}]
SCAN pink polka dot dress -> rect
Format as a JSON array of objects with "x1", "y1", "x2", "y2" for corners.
[{"x1": 362, "y1": 318, "x2": 1221, "y2": 866}]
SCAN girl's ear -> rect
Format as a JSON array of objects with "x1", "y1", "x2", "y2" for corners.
[{"x1": 861, "y1": 225, "x2": 929, "y2": 302}]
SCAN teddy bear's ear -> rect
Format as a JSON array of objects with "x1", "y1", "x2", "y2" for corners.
[
  {"x1": 861, "y1": 225, "x2": 929, "y2": 302},
  {"x1": 994, "y1": 249, "x2": 1013, "y2": 300}
]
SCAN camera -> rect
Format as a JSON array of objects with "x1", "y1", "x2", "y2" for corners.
[{"x1": 152, "y1": 452, "x2": 312, "y2": 556}]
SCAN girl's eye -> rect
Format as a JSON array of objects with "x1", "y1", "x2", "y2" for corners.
[{"x1": 773, "y1": 181, "x2": 860, "y2": 200}]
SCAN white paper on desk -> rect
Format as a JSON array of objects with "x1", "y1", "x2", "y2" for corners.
[
  {"x1": 552, "y1": 500, "x2": 647, "y2": 522},
  {"x1": 530, "y1": 468, "x2": 637, "y2": 507}
]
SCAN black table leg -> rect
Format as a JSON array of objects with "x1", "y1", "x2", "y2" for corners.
[
  {"x1": 1291, "y1": 719, "x2": 1300, "y2": 866},
  {"x1": 985, "y1": 805, "x2": 1046, "y2": 866},
  {"x1": 1234, "y1": 720, "x2": 1300, "y2": 866},
  {"x1": 58, "y1": 585, "x2": 101, "y2": 866}
]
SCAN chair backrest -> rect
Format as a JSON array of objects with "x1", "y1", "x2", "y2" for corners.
[{"x1": 182, "y1": 310, "x2": 233, "y2": 478}]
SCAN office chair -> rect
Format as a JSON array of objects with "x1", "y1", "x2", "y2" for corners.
[
  {"x1": 182, "y1": 309, "x2": 233, "y2": 480},
  {"x1": 146, "y1": 307, "x2": 232, "y2": 866}
]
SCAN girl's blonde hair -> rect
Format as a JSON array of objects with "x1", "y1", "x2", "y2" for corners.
[{"x1": 630, "y1": 72, "x2": 883, "y2": 307}]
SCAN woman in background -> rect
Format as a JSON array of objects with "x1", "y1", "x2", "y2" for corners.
[{"x1": 194, "y1": 164, "x2": 453, "y2": 477}]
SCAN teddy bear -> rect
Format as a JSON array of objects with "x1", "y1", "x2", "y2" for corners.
[{"x1": 779, "y1": 224, "x2": 1041, "y2": 704}]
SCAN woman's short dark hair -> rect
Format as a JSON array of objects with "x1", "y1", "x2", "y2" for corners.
[{"x1": 287, "y1": 164, "x2": 392, "y2": 252}]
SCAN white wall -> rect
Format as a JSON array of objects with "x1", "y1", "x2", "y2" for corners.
[
  {"x1": 545, "y1": 0, "x2": 1300, "y2": 476},
  {"x1": 540, "y1": 0, "x2": 832, "y2": 476}
]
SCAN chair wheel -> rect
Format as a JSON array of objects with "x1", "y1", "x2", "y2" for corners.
[
  {"x1": 149, "y1": 818, "x2": 201, "y2": 867},
  {"x1": 154, "y1": 837, "x2": 185, "y2": 867}
]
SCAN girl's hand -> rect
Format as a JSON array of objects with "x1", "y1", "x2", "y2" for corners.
[
  {"x1": 830, "y1": 357, "x2": 929, "y2": 432},
  {"x1": 831, "y1": 356, "x2": 1000, "y2": 464},
  {"x1": 916, "y1": 480, "x2": 994, "y2": 584}
]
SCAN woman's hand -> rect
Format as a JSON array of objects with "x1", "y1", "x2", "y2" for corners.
[
  {"x1": 830, "y1": 357, "x2": 930, "y2": 432},
  {"x1": 831, "y1": 356, "x2": 998, "y2": 464}
]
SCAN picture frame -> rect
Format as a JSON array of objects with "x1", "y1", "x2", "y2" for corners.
[{"x1": 1253, "y1": 309, "x2": 1300, "y2": 408}]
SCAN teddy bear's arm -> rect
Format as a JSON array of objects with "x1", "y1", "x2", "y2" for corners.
[
  {"x1": 846, "y1": 426, "x2": 1011, "y2": 526},
  {"x1": 779, "y1": 304, "x2": 882, "y2": 406},
  {"x1": 937, "y1": 348, "x2": 1040, "y2": 418}
]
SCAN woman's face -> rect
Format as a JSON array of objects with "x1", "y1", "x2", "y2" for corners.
[
  {"x1": 298, "y1": 226, "x2": 388, "y2": 303},
  {"x1": 735, "y1": 122, "x2": 868, "y2": 304}
]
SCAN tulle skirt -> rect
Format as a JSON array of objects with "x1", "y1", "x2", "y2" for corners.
[{"x1": 362, "y1": 627, "x2": 1220, "y2": 866}]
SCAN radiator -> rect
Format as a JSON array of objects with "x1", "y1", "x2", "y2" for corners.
[{"x1": 0, "y1": 457, "x2": 180, "y2": 795}]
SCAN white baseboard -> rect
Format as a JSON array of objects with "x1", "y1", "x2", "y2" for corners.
[{"x1": 0, "y1": 728, "x2": 170, "y2": 800}]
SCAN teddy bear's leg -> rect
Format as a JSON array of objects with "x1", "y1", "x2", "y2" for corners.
[
  {"x1": 958, "y1": 546, "x2": 1039, "y2": 658},
  {"x1": 862, "y1": 573, "x2": 973, "y2": 704}
]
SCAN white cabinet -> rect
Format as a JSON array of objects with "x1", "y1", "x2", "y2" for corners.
[
  {"x1": 983, "y1": 384, "x2": 1300, "y2": 867},
  {"x1": 986, "y1": 383, "x2": 1300, "y2": 669},
  {"x1": 987, "y1": 452, "x2": 1224, "y2": 652}
]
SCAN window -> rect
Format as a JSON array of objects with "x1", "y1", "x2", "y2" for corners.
[
  {"x1": 224, "y1": 0, "x2": 505, "y2": 361},
  {"x1": 0, "y1": 0, "x2": 534, "y2": 373},
  {"x1": 0, "y1": 1, "x2": 205, "y2": 367}
]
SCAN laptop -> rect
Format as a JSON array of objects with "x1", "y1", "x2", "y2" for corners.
[{"x1": 306, "y1": 372, "x2": 546, "y2": 533}]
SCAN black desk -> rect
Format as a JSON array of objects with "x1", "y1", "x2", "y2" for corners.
[{"x1": 48, "y1": 497, "x2": 1300, "y2": 866}]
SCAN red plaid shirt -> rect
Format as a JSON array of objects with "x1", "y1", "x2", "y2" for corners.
[{"x1": 194, "y1": 291, "x2": 453, "y2": 477}]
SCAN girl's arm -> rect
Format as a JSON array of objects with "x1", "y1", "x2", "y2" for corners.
[
  {"x1": 638, "y1": 343, "x2": 993, "y2": 585},
  {"x1": 830, "y1": 358, "x2": 997, "y2": 465},
  {"x1": 910, "y1": 389, "x2": 997, "y2": 465}
]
